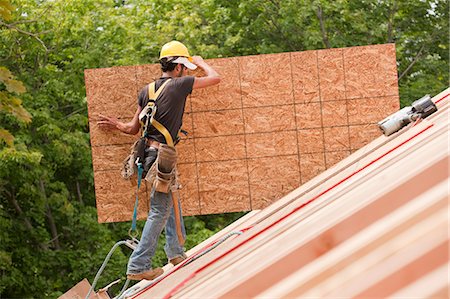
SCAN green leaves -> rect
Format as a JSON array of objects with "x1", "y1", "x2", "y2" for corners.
[
  {"x1": 0, "y1": 0, "x2": 448, "y2": 297},
  {"x1": 0, "y1": 67, "x2": 26, "y2": 94},
  {"x1": 0, "y1": 0, "x2": 14, "y2": 21},
  {"x1": 0, "y1": 67, "x2": 31, "y2": 146}
]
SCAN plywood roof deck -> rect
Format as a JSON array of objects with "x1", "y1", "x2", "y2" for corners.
[{"x1": 125, "y1": 87, "x2": 449, "y2": 299}]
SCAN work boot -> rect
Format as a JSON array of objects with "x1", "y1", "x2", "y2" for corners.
[
  {"x1": 169, "y1": 255, "x2": 186, "y2": 266},
  {"x1": 127, "y1": 268, "x2": 163, "y2": 281}
]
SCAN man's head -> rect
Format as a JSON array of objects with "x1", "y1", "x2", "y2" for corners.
[{"x1": 159, "y1": 41, "x2": 197, "y2": 77}]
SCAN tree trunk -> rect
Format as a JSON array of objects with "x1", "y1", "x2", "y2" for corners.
[
  {"x1": 6, "y1": 188, "x2": 48, "y2": 250},
  {"x1": 387, "y1": 1, "x2": 397, "y2": 43},
  {"x1": 76, "y1": 180, "x2": 83, "y2": 204},
  {"x1": 316, "y1": 5, "x2": 331, "y2": 49},
  {"x1": 39, "y1": 180, "x2": 61, "y2": 250}
]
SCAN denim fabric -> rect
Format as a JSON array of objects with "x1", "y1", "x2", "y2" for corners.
[{"x1": 127, "y1": 186, "x2": 186, "y2": 274}]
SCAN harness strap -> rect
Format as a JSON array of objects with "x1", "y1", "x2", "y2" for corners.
[
  {"x1": 148, "y1": 79, "x2": 171, "y2": 100},
  {"x1": 145, "y1": 79, "x2": 175, "y2": 147}
]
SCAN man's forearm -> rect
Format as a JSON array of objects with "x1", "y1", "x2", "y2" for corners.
[
  {"x1": 117, "y1": 121, "x2": 139, "y2": 135},
  {"x1": 198, "y1": 61, "x2": 219, "y2": 79}
]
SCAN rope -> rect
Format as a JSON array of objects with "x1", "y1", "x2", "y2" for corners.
[
  {"x1": 115, "y1": 278, "x2": 131, "y2": 299},
  {"x1": 85, "y1": 240, "x2": 130, "y2": 299},
  {"x1": 182, "y1": 231, "x2": 243, "y2": 267}
]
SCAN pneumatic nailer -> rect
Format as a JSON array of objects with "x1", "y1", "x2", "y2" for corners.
[{"x1": 378, "y1": 94, "x2": 438, "y2": 136}]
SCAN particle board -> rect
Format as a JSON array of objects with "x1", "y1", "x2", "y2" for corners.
[
  {"x1": 248, "y1": 155, "x2": 301, "y2": 209},
  {"x1": 297, "y1": 128, "x2": 325, "y2": 154},
  {"x1": 325, "y1": 150, "x2": 351, "y2": 168},
  {"x1": 91, "y1": 144, "x2": 132, "y2": 172},
  {"x1": 295, "y1": 102, "x2": 323, "y2": 129},
  {"x1": 88, "y1": 119, "x2": 137, "y2": 146},
  {"x1": 349, "y1": 124, "x2": 382, "y2": 149},
  {"x1": 94, "y1": 170, "x2": 149, "y2": 222},
  {"x1": 245, "y1": 131, "x2": 298, "y2": 158},
  {"x1": 190, "y1": 58, "x2": 241, "y2": 112},
  {"x1": 344, "y1": 44, "x2": 398, "y2": 99},
  {"x1": 321, "y1": 100, "x2": 348, "y2": 127},
  {"x1": 323, "y1": 127, "x2": 350, "y2": 151},
  {"x1": 176, "y1": 138, "x2": 195, "y2": 164},
  {"x1": 300, "y1": 152, "x2": 327, "y2": 183},
  {"x1": 198, "y1": 160, "x2": 250, "y2": 214},
  {"x1": 176, "y1": 163, "x2": 200, "y2": 215},
  {"x1": 318, "y1": 48, "x2": 346, "y2": 101},
  {"x1": 291, "y1": 50, "x2": 320, "y2": 103},
  {"x1": 243, "y1": 105, "x2": 296, "y2": 133},
  {"x1": 192, "y1": 109, "x2": 244, "y2": 138},
  {"x1": 240, "y1": 53, "x2": 293, "y2": 108},
  {"x1": 85, "y1": 43, "x2": 399, "y2": 222},
  {"x1": 347, "y1": 96, "x2": 400, "y2": 125},
  {"x1": 85, "y1": 66, "x2": 137, "y2": 119},
  {"x1": 181, "y1": 112, "x2": 194, "y2": 137},
  {"x1": 194, "y1": 135, "x2": 246, "y2": 162},
  {"x1": 136, "y1": 64, "x2": 162, "y2": 92}
]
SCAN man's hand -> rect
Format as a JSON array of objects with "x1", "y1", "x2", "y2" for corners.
[
  {"x1": 97, "y1": 114, "x2": 120, "y2": 131},
  {"x1": 191, "y1": 56, "x2": 220, "y2": 89},
  {"x1": 192, "y1": 56, "x2": 205, "y2": 66}
]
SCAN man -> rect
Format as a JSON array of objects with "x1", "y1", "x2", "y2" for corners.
[{"x1": 97, "y1": 41, "x2": 220, "y2": 281}]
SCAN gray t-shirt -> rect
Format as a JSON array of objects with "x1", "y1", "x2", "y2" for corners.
[{"x1": 138, "y1": 76, "x2": 194, "y2": 144}]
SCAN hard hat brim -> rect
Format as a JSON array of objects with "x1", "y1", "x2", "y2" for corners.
[{"x1": 171, "y1": 57, "x2": 197, "y2": 70}]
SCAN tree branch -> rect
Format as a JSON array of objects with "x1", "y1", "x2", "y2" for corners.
[
  {"x1": 398, "y1": 44, "x2": 425, "y2": 81},
  {"x1": 316, "y1": 5, "x2": 331, "y2": 48},
  {"x1": 0, "y1": 20, "x2": 48, "y2": 52}
]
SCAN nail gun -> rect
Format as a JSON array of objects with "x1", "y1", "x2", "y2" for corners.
[{"x1": 378, "y1": 94, "x2": 438, "y2": 136}]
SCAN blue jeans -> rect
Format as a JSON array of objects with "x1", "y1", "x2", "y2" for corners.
[{"x1": 127, "y1": 187, "x2": 186, "y2": 275}]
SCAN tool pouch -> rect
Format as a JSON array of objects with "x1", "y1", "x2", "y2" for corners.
[
  {"x1": 121, "y1": 137, "x2": 147, "y2": 179},
  {"x1": 153, "y1": 144, "x2": 177, "y2": 193}
]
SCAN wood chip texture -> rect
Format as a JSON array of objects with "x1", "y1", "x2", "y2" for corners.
[{"x1": 85, "y1": 44, "x2": 399, "y2": 222}]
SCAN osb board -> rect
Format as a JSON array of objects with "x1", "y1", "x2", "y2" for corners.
[{"x1": 85, "y1": 43, "x2": 399, "y2": 223}]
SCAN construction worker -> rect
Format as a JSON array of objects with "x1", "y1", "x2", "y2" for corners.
[{"x1": 97, "y1": 41, "x2": 220, "y2": 281}]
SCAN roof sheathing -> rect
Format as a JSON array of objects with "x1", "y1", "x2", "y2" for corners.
[{"x1": 131, "y1": 88, "x2": 449, "y2": 299}]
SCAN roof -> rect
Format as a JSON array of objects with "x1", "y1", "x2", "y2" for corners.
[{"x1": 122, "y1": 87, "x2": 449, "y2": 298}]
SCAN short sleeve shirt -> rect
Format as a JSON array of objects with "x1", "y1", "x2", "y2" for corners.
[{"x1": 138, "y1": 76, "x2": 194, "y2": 144}]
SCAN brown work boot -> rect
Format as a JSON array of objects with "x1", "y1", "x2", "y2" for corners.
[
  {"x1": 127, "y1": 268, "x2": 163, "y2": 281},
  {"x1": 169, "y1": 255, "x2": 186, "y2": 266}
]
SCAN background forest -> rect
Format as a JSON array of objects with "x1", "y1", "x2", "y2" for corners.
[{"x1": 0, "y1": 0, "x2": 448, "y2": 297}]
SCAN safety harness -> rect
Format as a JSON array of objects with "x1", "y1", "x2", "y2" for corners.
[
  {"x1": 130, "y1": 79, "x2": 185, "y2": 246},
  {"x1": 139, "y1": 79, "x2": 174, "y2": 145},
  {"x1": 130, "y1": 79, "x2": 172, "y2": 237}
]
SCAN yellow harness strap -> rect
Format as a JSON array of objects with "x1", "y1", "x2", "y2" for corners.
[{"x1": 144, "y1": 79, "x2": 174, "y2": 147}]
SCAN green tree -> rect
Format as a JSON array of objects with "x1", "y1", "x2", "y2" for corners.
[
  {"x1": 0, "y1": 0, "x2": 447, "y2": 297},
  {"x1": 0, "y1": 1, "x2": 31, "y2": 146}
]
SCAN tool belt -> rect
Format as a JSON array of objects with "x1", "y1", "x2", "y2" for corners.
[{"x1": 145, "y1": 143, "x2": 180, "y2": 193}]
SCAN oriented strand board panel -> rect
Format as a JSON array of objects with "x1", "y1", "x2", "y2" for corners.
[{"x1": 85, "y1": 43, "x2": 399, "y2": 222}]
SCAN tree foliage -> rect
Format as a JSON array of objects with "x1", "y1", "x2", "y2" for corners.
[{"x1": 0, "y1": 0, "x2": 448, "y2": 297}]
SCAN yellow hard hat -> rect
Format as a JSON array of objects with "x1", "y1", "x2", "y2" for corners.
[
  {"x1": 159, "y1": 41, "x2": 192, "y2": 60},
  {"x1": 159, "y1": 41, "x2": 197, "y2": 70}
]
